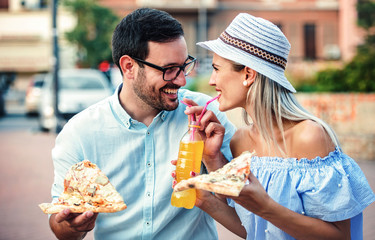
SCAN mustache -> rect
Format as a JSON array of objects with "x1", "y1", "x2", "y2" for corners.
[{"x1": 162, "y1": 83, "x2": 180, "y2": 89}]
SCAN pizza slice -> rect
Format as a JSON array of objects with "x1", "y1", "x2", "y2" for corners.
[
  {"x1": 39, "y1": 160, "x2": 127, "y2": 214},
  {"x1": 173, "y1": 151, "x2": 254, "y2": 196}
]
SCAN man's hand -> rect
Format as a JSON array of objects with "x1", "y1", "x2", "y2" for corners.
[
  {"x1": 171, "y1": 160, "x2": 213, "y2": 209},
  {"x1": 50, "y1": 208, "x2": 98, "y2": 240}
]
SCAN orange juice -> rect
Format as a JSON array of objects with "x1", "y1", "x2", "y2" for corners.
[{"x1": 171, "y1": 140, "x2": 204, "y2": 209}]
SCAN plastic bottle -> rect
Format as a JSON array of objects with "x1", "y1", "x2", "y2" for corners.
[{"x1": 171, "y1": 121, "x2": 204, "y2": 209}]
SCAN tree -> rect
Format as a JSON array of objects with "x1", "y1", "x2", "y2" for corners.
[{"x1": 62, "y1": 0, "x2": 119, "y2": 68}]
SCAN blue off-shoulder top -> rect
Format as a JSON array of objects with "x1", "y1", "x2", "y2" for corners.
[{"x1": 228, "y1": 148, "x2": 375, "y2": 240}]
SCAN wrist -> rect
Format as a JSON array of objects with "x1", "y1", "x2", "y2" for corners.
[
  {"x1": 203, "y1": 152, "x2": 228, "y2": 172},
  {"x1": 51, "y1": 220, "x2": 87, "y2": 240},
  {"x1": 257, "y1": 195, "x2": 276, "y2": 220},
  {"x1": 197, "y1": 193, "x2": 217, "y2": 212},
  {"x1": 55, "y1": 231, "x2": 86, "y2": 240}
]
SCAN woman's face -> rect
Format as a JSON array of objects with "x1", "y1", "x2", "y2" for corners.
[{"x1": 209, "y1": 53, "x2": 249, "y2": 111}]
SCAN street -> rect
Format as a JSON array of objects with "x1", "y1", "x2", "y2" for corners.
[{"x1": 0, "y1": 111, "x2": 374, "y2": 240}]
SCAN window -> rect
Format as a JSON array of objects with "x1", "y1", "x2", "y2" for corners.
[
  {"x1": 304, "y1": 24, "x2": 316, "y2": 60},
  {"x1": 21, "y1": 0, "x2": 48, "y2": 10},
  {"x1": 0, "y1": 0, "x2": 9, "y2": 9}
]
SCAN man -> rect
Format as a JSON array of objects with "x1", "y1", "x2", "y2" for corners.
[{"x1": 48, "y1": 8, "x2": 236, "y2": 239}]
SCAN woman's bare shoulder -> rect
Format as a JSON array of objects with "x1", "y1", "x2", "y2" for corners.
[
  {"x1": 230, "y1": 126, "x2": 254, "y2": 157},
  {"x1": 291, "y1": 120, "x2": 335, "y2": 159}
]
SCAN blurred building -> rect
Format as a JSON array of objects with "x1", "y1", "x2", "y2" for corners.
[
  {"x1": 0, "y1": 0, "x2": 76, "y2": 93},
  {"x1": 98, "y1": 0, "x2": 364, "y2": 79},
  {"x1": 0, "y1": 0, "x2": 364, "y2": 94}
]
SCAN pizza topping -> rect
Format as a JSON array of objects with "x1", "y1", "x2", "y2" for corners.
[
  {"x1": 61, "y1": 192, "x2": 83, "y2": 206},
  {"x1": 95, "y1": 175, "x2": 109, "y2": 185},
  {"x1": 39, "y1": 160, "x2": 127, "y2": 214},
  {"x1": 67, "y1": 186, "x2": 74, "y2": 194},
  {"x1": 87, "y1": 186, "x2": 97, "y2": 196},
  {"x1": 173, "y1": 151, "x2": 254, "y2": 196},
  {"x1": 209, "y1": 178, "x2": 217, "y2": 183}
]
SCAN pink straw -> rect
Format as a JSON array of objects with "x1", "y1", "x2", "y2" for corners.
[
  {"x1": 197, "y1": 95, "x2": 220, "y2": 124},
  {"x1": 180, "y1": 100, "x2": 197, "y2": 141},
  {"x1": 180, "y1": 95, "x2": 219, "y2": 141}
]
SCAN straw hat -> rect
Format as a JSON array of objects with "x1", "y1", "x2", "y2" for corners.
[{"x1": 197, "y1": 13, "x2": 296, "y2": 93}]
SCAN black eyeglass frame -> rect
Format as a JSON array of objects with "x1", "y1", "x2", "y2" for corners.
[{"x1": 132, "y1": 55, "x2": 197, "y2": 81}]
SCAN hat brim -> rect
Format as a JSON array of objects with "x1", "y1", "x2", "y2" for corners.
[{"x1": 197, "y1": 39, "x2": 296, "y2": 93}]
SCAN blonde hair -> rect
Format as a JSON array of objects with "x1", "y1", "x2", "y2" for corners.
[{"x1": 244, "y1": 73, "x2": 340, "y2": 156}]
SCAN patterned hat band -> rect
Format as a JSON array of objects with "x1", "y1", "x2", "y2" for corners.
[{"x1": 219, "y1": 31, "x2": 287, "y2": 70}]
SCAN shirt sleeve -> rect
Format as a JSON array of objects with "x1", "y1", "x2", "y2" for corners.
[
  {"x1": 50, "y1": 119, "x2": 84, "y2": 201},
  {"x1": 297, "y1": 151, "x2": 375, "y2": 222}
]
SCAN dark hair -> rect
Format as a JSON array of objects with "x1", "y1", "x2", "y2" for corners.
[{"x1": 112, "y1": 8, "x2": 184, "y2": 71}]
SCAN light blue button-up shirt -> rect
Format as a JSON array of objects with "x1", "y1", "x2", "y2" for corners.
[{"x1": 51, "y1": 85, "x2": 236, "y2": 239}]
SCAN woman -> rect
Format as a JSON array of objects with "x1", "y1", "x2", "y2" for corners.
[{"x1": 173, "y1": 13, "x2": 375, "y2": 239}]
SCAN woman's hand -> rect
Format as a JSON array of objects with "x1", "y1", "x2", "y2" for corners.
[
  {"x1": 228, "y1": 172, "x2": 351, "y2": 240},
  {"x1": 182, "y1": 98, "x2": 226, "y2": 171},
  {"x1": 230, "y1": 171, "x2": 272, "y2": 216}
]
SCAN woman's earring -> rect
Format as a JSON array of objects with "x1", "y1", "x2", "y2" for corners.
[{"x1": 243, "y1": 80, "x2": 248, "y2": 87}]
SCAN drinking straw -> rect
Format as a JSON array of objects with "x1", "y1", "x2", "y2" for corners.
[
  {"x1": 180, "y1": 100, "x2": 197, "y2": 141},
  {"x1": 197, "y1": 95, "x2": 219, "y2": 124},
  {"x1": 180, "y1": 95, "x2": 219, "y2": 141}
]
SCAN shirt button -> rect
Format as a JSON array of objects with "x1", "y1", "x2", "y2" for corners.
[
  {"x1": 265, "y1": 229, "x2": 269, "y2": 233},
  {"x1": 147, "y1": 131, "x2": 150, "y2": 135},
  {"x1": 147, "y1": 162, "x2": 151, "y2": 167},
  {"x1": 147, "y1": 192, "x2": 151, "y2": 197},
  {"x1": 146, "y1": 221, "x2": 150, "y2": 226}
]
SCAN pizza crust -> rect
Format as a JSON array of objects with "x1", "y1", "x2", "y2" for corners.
[
  {"x1": 174, "y1": 151, "x2": 254, "y2": 196},
  {"x1": 39, "y1": 202, "x2": 127, "y2": 214}
]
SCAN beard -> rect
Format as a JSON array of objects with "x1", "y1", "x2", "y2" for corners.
[{"x1": 133, "y1": 68, "x2": 179, "y2": 111}]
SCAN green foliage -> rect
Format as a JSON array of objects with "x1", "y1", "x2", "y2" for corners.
[
  {"x1": 298, "y1": 0, "x2": 375, "y2": 92},
  {"x1": 312, "y1": 46, "x2": 375, "y2": 92},
  {"x1": 357, "y1": 0, "x2": 375, "y2": 30},
  {"x1": 62, "y1": 0, "x2": 119, "y2": 68}
]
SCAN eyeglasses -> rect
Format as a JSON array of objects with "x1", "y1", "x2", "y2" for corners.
[{"x1": 132, "y1": 55, "x2": 196, "y2": 81}]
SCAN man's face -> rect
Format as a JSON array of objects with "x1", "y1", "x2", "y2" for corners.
[{"x1": 132, "y1": 36, "x2": 189, "y2": 111}]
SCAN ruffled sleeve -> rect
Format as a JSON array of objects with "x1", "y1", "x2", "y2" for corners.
[{"x1": 296, "y1": 149, "x2": 375, "y2": 222}]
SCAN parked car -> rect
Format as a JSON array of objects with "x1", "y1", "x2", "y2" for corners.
[
  {"x1": 25, "y1": 73, "x2": 46, "y2": 115},
  {"x1": 38, "y1": 69, "x2": 113, "y2": 132}
]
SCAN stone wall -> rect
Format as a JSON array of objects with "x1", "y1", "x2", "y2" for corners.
[{"x1": 225, "y1": 93, "x2": 375, "y2": 161}]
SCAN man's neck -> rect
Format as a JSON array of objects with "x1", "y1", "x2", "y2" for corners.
[{"x1": 118, "y1": 85, "x2": 159, "y2": 127}]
